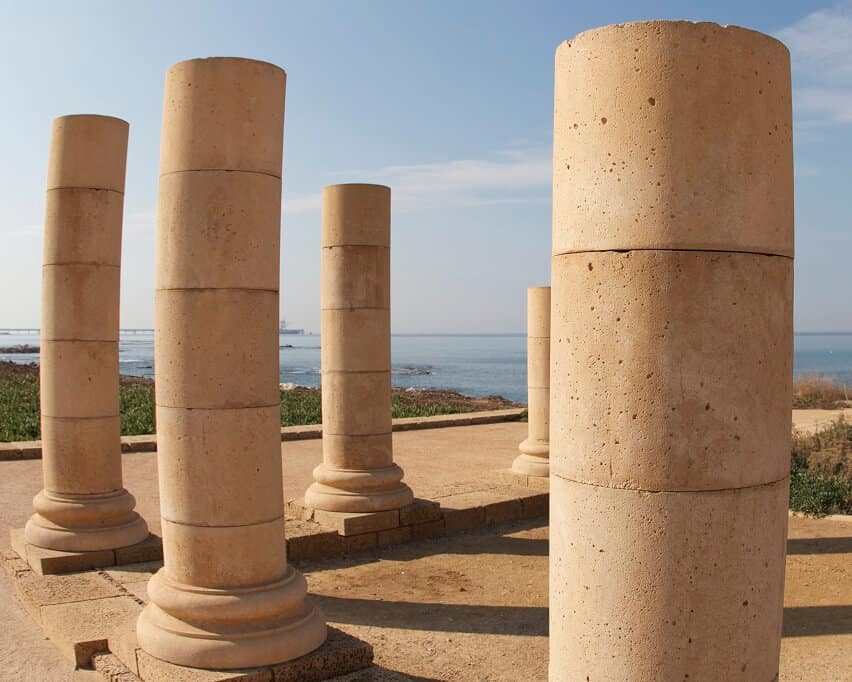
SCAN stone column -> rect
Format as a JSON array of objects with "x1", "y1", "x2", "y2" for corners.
[
  {"x1": 512, "y1": 286, "x2": 550, "y2": 477},
  {"x1": 550, "y1": 22, "x2": 793, "y2": 681},
  {"x1": 304, "y1": 184, "x2": 414, "y2": 513},
  {"x1": 25, "y1": 115, "x2": 148, "y2": 553},
  {"x1": 137, "y1": 57, "x2": 326, "y2": 669}
]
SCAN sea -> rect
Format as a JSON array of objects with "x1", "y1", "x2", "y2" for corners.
[{"x1": 2, "y1": 331, "x2": 852, "y2": 405}]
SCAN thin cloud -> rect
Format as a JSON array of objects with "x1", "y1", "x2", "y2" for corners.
[
  {"x1": 777, "y1": 2, "x2": 852, "y2": 126},
  {"x1": 283, "y1": 146, "x2": 551, "y2": 215}
]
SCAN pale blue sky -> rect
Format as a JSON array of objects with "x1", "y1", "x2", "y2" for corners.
[{"x1": 0, "y1": 0, "x2": 849, "y2": 332}]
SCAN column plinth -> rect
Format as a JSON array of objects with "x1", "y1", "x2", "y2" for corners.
[
  {"x1": 513, "y1": 286, "x2": 551, "y2": 478},
  {"x1": 549, "y1": 22, "x2": 793, "y2": 681},
  {"x1": 25, "y1": 115, "x2": 147, "y2": 553},
  {"x1": 136, "y1": 57, "x2": 326, "y2": 670},
  {"x1": 304, "y1": 184, "x2": 413, "y2": 513}
]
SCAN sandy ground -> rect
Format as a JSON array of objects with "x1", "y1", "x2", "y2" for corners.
[
  {"x1": 1, "y1": 422, "x2": 850, "y2": 680},
  {"x1": 792, "y1": 407, "x2": 852, "y2": 433}
]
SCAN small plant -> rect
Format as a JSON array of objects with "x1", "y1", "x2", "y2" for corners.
[
  {"x1": 790, "y1": 417, "x2": 852, "y2": 516},
  {"x1": 792, "y1": 374, "x2": 850, "y2": 409},
  {"x1": 280, "y1": 388, "x2": 323, "y2": 426},
  {"x1": 0, "y1": 366, "x2": 40, "y2": 441},
  {"x1": 119, "y1": 383, "x2": 157, "y2": 435}
]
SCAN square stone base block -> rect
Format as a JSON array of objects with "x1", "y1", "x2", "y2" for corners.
[
  {"x1": 288, "y1": 498, "x2": 442, "y2": 536},
  {"x1": 497, "y1": 469, "x2": 550, "y2": 491},
  {"x1": 10, "y1": 527, "x2": 163, "y2": 575}
]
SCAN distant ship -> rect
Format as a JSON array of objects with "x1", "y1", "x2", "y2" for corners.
[{"x1": 279, "y1": 320, "x2": 304, "y2": 335}]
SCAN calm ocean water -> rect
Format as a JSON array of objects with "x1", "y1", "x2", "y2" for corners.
[{"x1": 3, "y1": 331, "x2": 852, "y2": 405}]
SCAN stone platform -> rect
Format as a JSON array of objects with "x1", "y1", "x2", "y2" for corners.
[
  {"x1": 1, "y1": 421, "x2": 544, "y2": 571},
  {"x1": 1, "y1": 549, "x2": 373, "y2": 680},
  {"x1": 1, "y1": 420, "x2": 543, "y2": 679},
  {"x1": 1, "y1": 419, "x2": 851, "y2": 680}
]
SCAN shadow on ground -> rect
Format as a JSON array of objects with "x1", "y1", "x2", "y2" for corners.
[
  {"x1": 318, "y1": 595, "x2": 547, "y2": 636},
  {"x1": 787, "y1": 536, "x2": 852, "y2": 555},
  {"x1": 783, "y1": 605, "x2": 852, "y2": 637}
]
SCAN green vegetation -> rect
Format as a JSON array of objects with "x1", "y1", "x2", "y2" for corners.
[
  {"x1": 277, "y1": 388, "x2": 478, "y2": 427},
  {"x1": 0, "y1": 363, "x2": 483, "y2": 441},
  {"x1": 790, "y1": 418, "x2": 852, "y2": 516},
  {"x1": 0, "y1": 365, "x2": 40, "y2": 442},
  {"x1": 119, "y1": 383, "x2": 157, "y2": 436},
  {"x1": 792, "y1": 374, "x2": 850, "y2": 409}
]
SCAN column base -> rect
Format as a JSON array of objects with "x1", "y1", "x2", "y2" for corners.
[
  {"x1": 137, "y1": 565, "x2": 327, "y2": 670},
  {"x1": 512, "y1": 441, "x2": 550, "y2": 478},
  {"x1": 24, "y1": 488, "x2": 149, "y2": 553},
  {"x1": 304, "y1": 464, "x2": 414, "y2": 513}
]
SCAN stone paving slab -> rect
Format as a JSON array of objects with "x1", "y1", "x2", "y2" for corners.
[
  {"x1": 5, "y1": 549, "x2": 373, "y2": 681},
  {"x1": 497, "y1": 469, "x2": 550, "y2": 490}
]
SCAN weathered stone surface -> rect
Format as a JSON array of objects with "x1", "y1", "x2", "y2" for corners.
[
  {"x1": 137, "y1": 649, "x2": 273, "y2": 681},
  {"x1": 159, "y1": 58, "x2": 285, "y2": 177},
  {"x1": 104, "y1": 561, "x2": 162, "y2": 586},
  {"x1": 484, "y1": 498, "x2": 523, "y2": 525},
  {"x1": 377, "y1": 526, "x2": 412, "y2": 548},
  {"x1": 550, "y1": 250, "x2": 792, "y2": 491},
  {"x1": 311, "y1": 509, "x2": 399, "y2": 537},
  {"x1": 398, "y1": 499, "x2": 442, "y2": 526},
  {"x1": 520, "y1": 493, "x2": 549, "y2": 519},
  {"x1": 16, "y1": 536, "x2": 116, "y2": 576},
  {"x1": 552, "y1": 21, "x2": 793, "y2": 257},
  {"x1": 156, "y1": 171, "x2": 281, "y2": 291},
  {"x1": 550, "y1": 475, "x2": 788, "y2": 681},
  {"x1": 28, "y1": 113, "x2": 148, "y2": 555},
  {"x1": 114, "y1": 535, "x2": 163, "y2": 566},
  {"x1": 16, "y1": 570, "x2": 123, "y2": 617},
  {"x1": 46, "y1": 115, "x2": 129, "y2": 192},
  {"x1": 549, "y1": 20, "x2": 793, "y2": 682},
  {"x1": 269, "y1": 627, "x2": 373, "y2": 682},
  {"x1": 156, "y1": 405, "x2": 283, "y2": 526},
  {"x1": 513, "y1": 287, "x2": 551, "y2": 478},
  {"x1": 306, "y1": 183, "x2": 413, "y2": 514},
  {"x1": 139, "y1": 56, "x2": 326, "y2": 670},
  {"x1": 343, "y1": 533, "x2": 378, "y2": 555},
  {"x1": 153, "y1": 289, "x2": 280, "y2": 409},
  {"x1": 286, "y1": 521, "x2": 343, "y2": 562},
  {"x1": 132, "y1": 626, "x2": 371, "y2": 682},
  {"x1": 41, "y1": 594, "x2": 141, "y2": 666}
]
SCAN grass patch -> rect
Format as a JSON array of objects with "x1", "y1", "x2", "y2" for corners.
[
  {"x1": 0, "y1": 367, "x2": 40, "y2": 442},
  {"x1": 391, "y1": 392, "x2": 475, "y2": 418},
  {"x1": 280, "y1": 388, "x2": 322, "y2": 426},
  {"x1": 0, "y1": 363, "x2": 492, "y2": 441},
  {"x1": 790, "y1": 417, "x2": 852, "y2": 515},
  {"x1": 792, "y1": 374, "x2": 850, "y2": 409},
  {"x1": 277, "y1": 389, "x2": 477, "y2": 426},
  {"x1": 120, "y1": 383, "x2": 157, "y2": 436}
]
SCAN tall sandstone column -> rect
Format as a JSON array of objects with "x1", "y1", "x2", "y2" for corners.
[
  {"x1": 137, "y1": 58, "x2": 326, "y2": 669},
  {"x1": 550, "y1": 22, "x2": 793, "y2": 681},
  {"x1": 25, "y1": 115, "x2": 148, "y2": 552},
  {"x1": 304, "y1": 184, "x2": 414, "y2": 513},
  {"x1": 512, "y1": 286, "x2": 550, "y2": 477}
]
